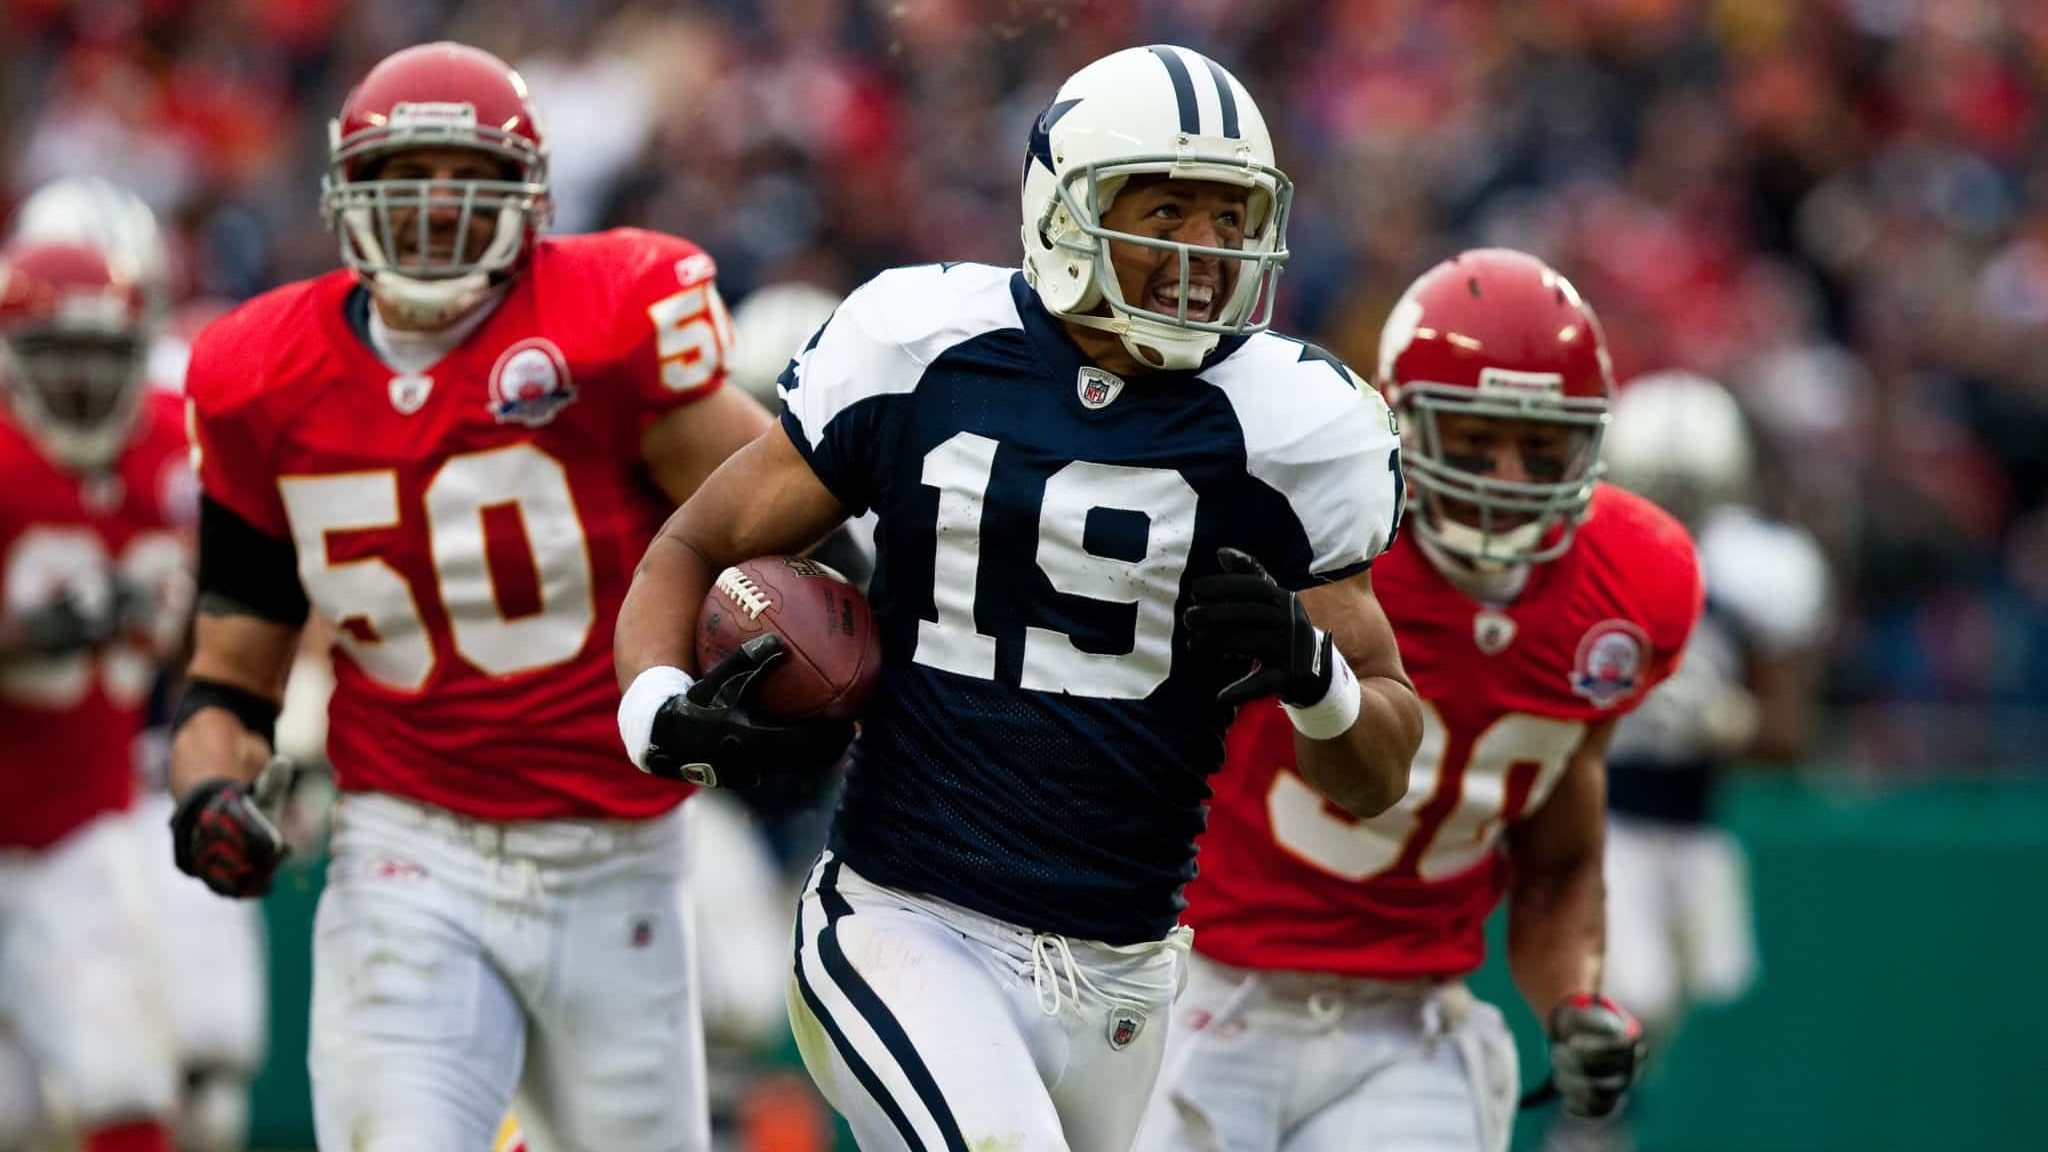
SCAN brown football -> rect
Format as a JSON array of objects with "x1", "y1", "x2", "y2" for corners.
[{"x1": 695, "y1": 556, "x2": 882, "y2": 721}]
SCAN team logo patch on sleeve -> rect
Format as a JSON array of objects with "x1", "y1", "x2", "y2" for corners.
[
  {"x1": 1570, "y1": 619, "x2": 1650, "y2": 707},
  {"x1": 488, "y1": 338, "x2": 577, "y2": 427}
]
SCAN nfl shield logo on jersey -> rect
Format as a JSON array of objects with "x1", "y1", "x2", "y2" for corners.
[
  {"x1": 1570, "y1": 619, "x2": 1650, "y2": 707},
  {"x1": 1077, "y1": 367, "x2": 1124, "y2": 410},
  {"x1": 1473, "y1": 609, "x2": 1517, "y2": 655},
  {"x1": 1107, "y1": 1009, "x2": 1145, "y2": 1050},
  {"x1": 388, "y1": 373, "x2": 434, "y2": 415},
  {"x1": 488, "y1": 338, "x2": 578, "y2": 427}
]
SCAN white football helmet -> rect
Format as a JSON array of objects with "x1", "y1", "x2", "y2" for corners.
[
  {"x1": 10, "y1": 176, "x2": 170, "y2": 326},
  {"x1": 1604, "y1": 370, "x2": 1754, "y2": 525},
  {"x1": 1020, "y1": 45, "x2": 1290, "y2": 371},
  {"x1": 726, "y1": 281, "x2": 840, "y2": 405}
]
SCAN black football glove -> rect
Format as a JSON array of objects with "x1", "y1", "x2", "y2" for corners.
[
  {"x1": 111, "y1": 574, "x2": 179, "y2": 635},
  {"x1": 170, "y1": 762, "x2": 292, "y2": 899},
  {"x1": 1183, "y1": 547, "x2": 1335, "y2": 708},
  {"x1": 16, "y1": 594, "x2": 119, "y2": 658},
  {"x1": 642, "y1": 634, "x2": 856, "y2": 791},
  {"x1": 1547, "y1": 993, "x2": 1646, "y2": 1119}
]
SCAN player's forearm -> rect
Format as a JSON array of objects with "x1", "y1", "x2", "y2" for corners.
[
  {"x1": 170, "y1": 708, "x2": 273, "y2": 797},
  {"x1": 169, "y1": 612, "x2": 299, "y2": 799},
  {"x1": 1293, "y1": 675, "x2": 1420, "y2": 816},
  {"x1": 1508, "y1": 859, "x2": 1606, "y2": 1018},
  {"x1": 616, "y1": 529, "x2": 720, "y2": 687},
  {"x1": 619, "y1": 425, "x2": 855, "y2": 690}
]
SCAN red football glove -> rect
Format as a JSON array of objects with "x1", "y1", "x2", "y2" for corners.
[{"x1": 170, "y1": 770, "x2": 290, "y2": 898}]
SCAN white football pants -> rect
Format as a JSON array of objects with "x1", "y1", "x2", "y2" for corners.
[
  {"x1": 309, "y1": 792, "x2": 706, "y2": 1152},
  {"x1": 1135, "y1": 953, "x2": 1519, "y2": 1152},
  {"x1": 132, "y1": 791, "x2": 270, "y2": 1074},
  {"x1": 788, "y1": 852, "x2": 1191, "y2": 1152},
  {"x1": 0, "y1": 812, "x2": 178, "y2": 1129},
  {"x1": 1602, "y1": 816, "x2": 1759, "y2": 1034}
]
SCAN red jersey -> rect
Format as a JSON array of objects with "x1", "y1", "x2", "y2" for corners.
[
  {"x1": 1184, "y1": 484, "x2": 1702, "y2": 978},
  {"x1": 184, "y1": 230, "x2": 733, "y2": 822},
  {"x1": 0, "y1": 392, "x2": 194, "y2": 849}
]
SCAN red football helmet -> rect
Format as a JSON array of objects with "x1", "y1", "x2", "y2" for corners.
[
  {"x1": 1376, "y1": 249, "x2": 1613, "y2": 567},
  {"x1": 320, "y1": 41, "x2": 551, "y2": 327},
  {"x1": 0, "y1": 239, "x2": 150, "y2": 472}
]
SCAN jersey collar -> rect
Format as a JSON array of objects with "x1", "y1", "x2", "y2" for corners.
[{"x1": 1008, "y1": 271, "x2": 1248, "y2": 382}]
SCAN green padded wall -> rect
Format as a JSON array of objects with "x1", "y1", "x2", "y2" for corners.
[
  {"x1": 1473, "y1": 774, "x2": 2048, "y2": 1152},
  {"x1": 247, "y1": 774, "x2": 2048, "y2": 1150}
]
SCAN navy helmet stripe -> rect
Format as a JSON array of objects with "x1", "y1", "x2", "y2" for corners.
[
  {"x1": 1198, "y1": 54, "x2": 1241, "y2": 138},
  {"x1": 818, "y1": 860, "x2": 972, "y2": 1152},
  {"x1": 1147, "y1": 45, "x2": 1200, "y2": 134}
]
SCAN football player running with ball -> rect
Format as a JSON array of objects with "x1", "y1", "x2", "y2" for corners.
[
  {"x1": 1139, "y1": 250, "x2": 1704, "y2": 1152},
  {"x1": 615, "y1": 44, "x2": 1422, "y2": 1152},
  {"x1": 169, "y1": 42, "x2": 773, "y2": 1152}
]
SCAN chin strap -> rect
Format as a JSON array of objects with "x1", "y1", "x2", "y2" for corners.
[
  {"x1": 1057, "y1": 307, "x2": 1216, "y2": 372},
  {"x1": 340, "y1": 197, "x2": 525, "y2": 330},
  {"x1": 1427, "y1": 515, "x2": 1546, "y2": 568},
  {"x1": 1414, "y1": 532, "x2": 1533, "y2": 603},
  {"x1": 6, "y1": 393, "x2": 139, "y2": 474},
  {"x1": 367, "y1": 270, "x2": 499, "y2": 330}
]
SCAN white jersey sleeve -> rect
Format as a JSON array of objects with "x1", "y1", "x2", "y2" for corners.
[
  {"x1": 1202, "y1": 334, "x2": 1404, "y2": 584},
  {"x1": 777, "y1": 263, "x2": 1021, "y2": 512},
  {"x1": 1696, "y1": 506, "x2": 1831, "y2": 655}
]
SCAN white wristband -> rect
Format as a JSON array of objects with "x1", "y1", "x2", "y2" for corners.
[
  {"x1": 618, "y1": 665, "x2": 695, "y2": 771},
  {"x1": 1283, "y1": 643, "x2": 1362, "y2": 740}
]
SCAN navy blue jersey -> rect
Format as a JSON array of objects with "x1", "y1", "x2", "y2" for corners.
[{"x1": 779, "y1": 263, "x2": 1402, "y2": 943}]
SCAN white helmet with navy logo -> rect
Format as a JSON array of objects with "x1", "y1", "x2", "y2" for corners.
[
  {"x1": 1020, "y1": 45, "x2": 1291, "y2": 372},
  {"x1": 1604, "y1": 370, "x2": 1754, "y2": 526}
]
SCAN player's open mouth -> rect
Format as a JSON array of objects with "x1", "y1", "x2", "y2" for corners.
[{"x1": 1148, "y1": 280, "x2": 1218, "y2": 323}]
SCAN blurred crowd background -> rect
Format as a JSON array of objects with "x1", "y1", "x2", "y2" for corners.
[{"x1": 8, "y1": 0, "x2": 2047, "y2": 772}]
